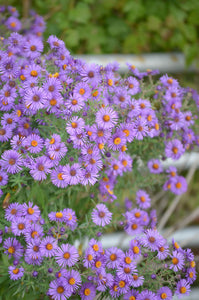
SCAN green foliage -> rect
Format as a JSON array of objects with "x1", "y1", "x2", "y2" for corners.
[{"x1": 4, "y1": 0, "x2": 199, "y2": 64}]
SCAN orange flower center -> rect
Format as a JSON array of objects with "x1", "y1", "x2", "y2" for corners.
[
  {"x1": 180, "y1": 287, "x2": 186, "y2": 294},
  {"x1": 153, "y1": 163, "x2": 159, "y2": 169},
  {"x1": 63, "y1": 252, "x2": 70, "y2": 259},
  {"x1": 175, "y1": 182, "x2": 182, "y2": 189},
  {"x1": 84, "y1": 288, "x2": 91, "y2": 296},
  {"x1": 114, "y1": 137, "x2": 121, "y2": 145},
  {"x1": 133, "y1": 246, "x2": 139, "y2": 254},
  {"x1": 172, "y1": 257, "x2": 179, "y2": 265},
  {"x1": 72, "y1": 99, "x2": 77, "y2": 105},
  {"x1": 46, "y1": 243, "x2": 53, "y2": 250},
  {"x1": 103, "y1": 115, "x2": 110, "y2": 122},
  {"x1": 140, "y1": 196, "x2": 145, "y2": 202},
  {"x1": 31, "y1": 231, "x2": 38, "y2": 238},
  {"x1": 57, "y1": 173, "x2": 63, "y2": 180},
  {"x1": 108, "y1": 79, "x2": 113, "y2": 86},
  {"x1": 161, "y1": 293, "x2": 167, "y2": 299},
  {"x1": 110, "y1": 254, "x2": 117, "y2": 261},
  {"x1": 57, "y1": 286, "x2": 64, "y2": 294},
  {"x1": 30, "y1": 70, "x2": 38, "y2": 77},
  {"x1": 93, "y1": 244, "x2": 99, "y2": 252},
  {"x1": 8, "y1": 246, "x2": 15, "y2": 254},
  {"x1": 71, "y1": 122, "x2": 77, "y2": 128},
  {"x1": 119, "y1": 280, "x2": 125, "y2": 288},
  {"x1": 125, "y1": 257, "x2": 132, "y2": 264},
  {"x1": 12, "y1": 268, "x2": 19, "y2": 274},
  {"x1": 18, "y1": 223, "x2": 25, "y2": 230},
  {"x1": 27, "y1": 207, "x2": 34, "y2": 215},
  {"x1": 79, "y1": 88, "x2": 85, "y2": 95}
]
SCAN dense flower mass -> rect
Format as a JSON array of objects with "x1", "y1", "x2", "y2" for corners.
[
  {"x1": 0, "y1": 5, "x2": 199, "y2": 300},
  {"x1": 0, "y1": 201, "x2": 196, "y2": 299}
]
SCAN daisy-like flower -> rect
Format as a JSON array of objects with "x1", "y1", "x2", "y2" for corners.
[
  {"x1": 105, "y1": 247, "x2": 124, "y2": 269},
  {"x1": 170, "y1": 250, "x2": 185, "y2": 272},
  {"x1": 80, "y1": 63, "x2": 101, "y2": 85},
  {"x1": 165, "y1": 139, "x2": 185, "y2": 160},
  {"x1": 65, "y1": 94, "x2": 84, "y2": 112},
  {"x1": 3, "y1": 237, "x2": 24, "y2": 259},
  {"x1": 24, "y1": 87, "x2": 46, "y2": 111},
  {"x1": 51, "y1": 166, "x2": 68, "y2": 188},
  {"x1": 55, "y1": 243, "x2": 79, "y2": 267},
  {"x1": 107, "y1": 130, "x2": 126, "y2": 151},
  {"x1": 5, "y1": 203, "x2": 23, "y2": 222},
  {"x1": 0, "y1": 126, "x2": 13, "y2": 142},
  {"x1": 130, "y1": 274, "x2": 144, "y2": 288},
  {"x1": 157, "y1": 286, "x2": 173, "y2": 300},
  {"x1": 29, "y1": 156, "x2": 52, "y2": 181},
  {"x1": 79, "y1": 282, "x2": 96, "y2": 300},
  {"x1": 40, "y1": 236, "x2": 58, "y2": 258},
  {"x1": 141, "y1": 229, "x2": 163, "y2": 251},
  {"x1": 147, "y1": 158, "x2": 163, "y2": 174},
  {"x1": 11, "y1": 217, "x2": 30, "y2": 236},
  {"x1": 96, "y1": 107, "x2": 118, "y2": 129},
  {"x1": 48, "y1": 210, "x2": 65, "y2": 223},
  {"x1": 73, "y1": 82, "x2": 91, "y2": 100},
  {"x1": 1, "y1": 150, "x2": 23, "y2": 174},
  {"x1": 91, "y1": 203, "x2": 112, "y2": 227},
  {"x1": 117, "y1": 263, "x2": 137, "y2": 282},
  {"x1": 24, "y1": 223, "x2": 43, "y2": 242},
  {"x1": 23, "y1": 37, "x2": 44, "y2": 59},
  {"x1": 136, "y1": 190, "x2": 151, "y2": 209},
  {"x1": 129, "y1": 239, "x2": 142, "y2": 260},
  {"x1": 66, "y1": 116, "x2": 85, "y2": 135},
  {"x1": 62, "y1": 163, "x2": 83, "y2": 185},
  {"x1": 63, "y1": 208, "x2": 77, "y2": 231},
  {"x1": 175, "y1": 279, "x2": 191, "y2": 298},
  {"x1": 22, "y1": 202, "x2": 40, "y2": 221},
  {"x1": 170, "y1": 176, "x2": 187, "y2": 195},
  {"x1": 48, "y1": 278, "x2": 72, "y2": 300},
  {"x1": 8, "y1": 266, "x2": 24, "y2": 281},
  {"x1": 26, "y1": 238, "x2": 42, "y2": 260},
  {"x1": 64, "y1": 269, "x2": 82, "y2": 293},
  {"x1": 89, "y1": 238, "x2": 103, "y2": 254},
  {"x1": 23, "y1": 134, "x2": 43, "y2": 154},
  {"x1": 5, "y1": 16, "x2": 22, "y2": 31},
  {"x1": 123, "y1": 289, "x2": 139, "y2": 300}
]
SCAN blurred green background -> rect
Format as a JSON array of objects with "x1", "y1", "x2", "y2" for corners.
[{"x1": 4, "y1": 0, "x2": 199, "y2": 65}]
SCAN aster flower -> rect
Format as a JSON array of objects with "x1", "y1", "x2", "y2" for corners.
[
  {"x1": 170, "y1": 176, "x2": 187, "y2": 195},
  {"x1": 40, "y1": 236, "x2": 58, "y2": 258},
  {"x1": 117, "y1": 263, "x2": 137, "y2": 281},
  {"x1": 170, "y1": 250, "x2": 185, "y2": 272},
  {"x1": 107, "y1": 130, "x2": 126, "y2": 151},
  {"x1": 51, "y1": 166, "x2": 69, "y2": 188},
  {"x1": 48, "y1": 278, "x2": 72, "y2": 300},
  {"x1": 175, "y1": 279, "x2": 191, "y2": 298},
  {"x1": 123, "y1": 289, "x2": 139, "y2": 300},
  {"x1": 156, "y1": 287, "x2": 172, "y2": 300},
  {"x1": 83, "y1": 248, "x2": 96, "y2": 268},
  {"x1": 91, "y1": 204, "x2": 112, "y2": 227},
  {"x1": 29, "y1": 156, "x2": 52, "y2": 181},
  {"x1": 24, "y1": 87, "x2": 47, "y2": 111},
  {"x1": 5, "y1": 16, "x2": 22, "y2": 31},
  {"x1": 3, "y1": 237, "x2": 24, "y2": 259},
  {"x1": 55, "y1": 243, "x2": 79, "y2": 267},
  {"x1": 126, "y1": 76, "x2": 140, "y2": 95},
  {"x1": 63, "y1": 208, "x2": 77, "y2": 231},
  {"x1": 66, "y1": 116, "x2": 85, "y2": 135},
  {"x1": 26, "y1": 238, "x2": 42, "y2": 260},
  {"x1": 65, "y1": 94, "x2": 84, "y2": 112},
  {"x1": 22, "y1": 202, "x2": 40, "y2": 221},
  {"x1": 80, "y1": 63, "x2": 101, "y2": 86},
  {"x1": 23, "y1": 37, "x2": 44, "y2": 59},
  {"x1": 62, "y1": 163, "x2": 83, "y2": 185},
  {"x1": 79, "y1": 282, "x2": 96, "y2": 300},
  {"x1": 5, "y1": 203, "x2": 23, "y2": 222},
  {"x1": 134, "y1": 119, "x2": 148, "y2": 140},
  {"x1": 141, "y1": 229, "x2": 163, "y2": 251},
  {"x1": 11, "y1": 216, "x2": 30, "y2": 236},
  {"x1": 24, "y1": 223, "x2": 43, "y2": 242},
  {"x1": 129, "y1": 239, "x2": 142, "y2": 259},
  {"x1": 95, "y1": 107, "x2": 118, "y2": 130},
  {"x1": 136, "y1": 190, "x2": 151, "y2": 209},
  {"x1": 89, "y1": 238, "x2": 103, "y2": 254},
  {"x1": 147, "y1": 158, "x2": 163, "y2": 174},
  {"x1": 105, "y1": 247, "x2": 124, "y2": 269},
  {"x1": 73, "y1": 82, "x2": 91, "y2": 100},
  {"x1": 8, "y1": 266, "x2": 24, "y2": 281},
  {"x1": 130, "y1": 274, "x2": 144, "y2": 288},
  {"x1": 63, "y1": 269, "x2": 82, "y2": 293},
  {"x1": 23, "y1": 134, "x2": 43, "y2": 153},
  {"x1": 1, "y1": 150, "x2": 23, "y2": 174},
  {"x1": 165, "y1": 139, "x2": 185, "y2": 160},
  {"x1": 0, "y1": 126, "x2": 13, "y2": 142}
]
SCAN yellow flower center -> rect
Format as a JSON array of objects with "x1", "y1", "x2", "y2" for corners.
[
  {"x1": 30, "y1": 70, "x2": 38, "y2": 77},
  {"x1": 180, "y1": 287, "x2": 186, "y2": 294},
  {"x1": 84, "y1": 288, "x2": 91, "y2": 296},
  {"x1": 161, "y1": 293, "x2": 167, "y2": 299},
  {"x1": 68, "y1": 277, "x2": 75, "y2": 285},
  {"x1": 103, "y1": 115, "x2": 110, "y2": 122},
  {"x1": 125, "y1": 257, "x2": 132, "y2": 264},
  {"x1": 79, "y1": 88, "x2": 85, "y2": 95},
  {"x1": 57, "y1": 286, "x2": 64, "y2": 294},
  {"x1": 110, "y1": 254, "x2": 117, "y2": 261},
  {"x1": 57, "y1": 173, "x2": 63, "y2": 180},
  {"x1": 46, "y1": 243, "x2": 53, "y2": 250},
  {"x1": 27, "y1": 207, "x2": 35, "y2": 215},
  {"x1": 12, "y1": 268, "x2": 19, "y2": 274},
  {"x1": 172, "y1": 257, "x2": 179, "y2": 265},
  {"x1": 55, "y1": 212, "x2": 63, "y2": 218},
  {"x1": 63, "y1": 252, "x2": 70, "y2": 259},
  {"x1": 119, "y1": 280, "x2": 125, "y2": 288},
  {"x1": 8, "y1": 246, "x2": 15, "y2": 254},
  {"x1": 71, "y1": 122, "x2": 77, "y2": 128},
  {"x1": 133, "y1": 246, "x2": 139, "y2": 254},
  {"x1": 114, "y1": 137, "x2": 121, "y2": 145}
]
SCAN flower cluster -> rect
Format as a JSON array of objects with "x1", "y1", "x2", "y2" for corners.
[
  {"x1": 0, "y1": 5, "x2": 45, "y2": 38},
  {"x1": 0, "y1": 27, "x2": 199, "y2": 203},
  {"x1": 0, "y1": 199, "x2": 196, "y2": 299}
]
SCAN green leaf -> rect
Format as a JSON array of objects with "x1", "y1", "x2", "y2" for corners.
[{"x1": 68, "y1": 2, "x2": 91, "y2": 24}]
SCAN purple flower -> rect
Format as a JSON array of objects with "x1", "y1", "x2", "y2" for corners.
[
  {"x1": 170, "y1": 176, "x2": 187, "y2": 195},
  {"x1": 5, "y1": 16, "x2": 21, "y2": 31},
  {"x1": 24, "y1": 223, "x2": 43, "y2": 242},
  {"x1": 62, "y1": 163, "x2": 83, "y2": 185},
  {"x1": 157, "y1": 287, "x2": 172, "y2": 300},
  {"x1": 79, "y1": 282, "x2": 96, "y2": 300},
  {"x1": 26, "y1": 238, "x2": 42, "y2": 260},
  {"x1": 8, "y1": 266, "x2": 24, "y2": 281},
  {"x1": 5, "y1": 203, "x2": 23, "y2": 222},
  {"x1": 91, "y1": 203, "x2": 112, "y2": 227},
  {"x1": 170, "y1": 250, "x2": 185, "y2": 272},
  {"x1": 22, "y1": 202, "x2": 40, "y2": 221},
  {"x1": 66, "y1": 116, "x2": 85, "y2": 135},
  {"x1": 3, "y1": 237, "x2": 24, "y2": 259},
  {"x1": 23, "y1": 134, "x2": 43, "y2": 154},
  {"x1": 48, "y1": 278, "x2": 72, "y2": 300},
  {"x1": 29, "y1": 156, "x2": 52, "y2": 181},
  {"x1": 136, "y1": 190, "x2": 151, "y2": 209},
  {"x1": 55, "y1": 244, "x2": 79, "y2": 267},
  {"x1": 63, "y1": 269, "x2": 82, "y2": 293},
  {"x1": 96, "y1": 107, "x2": 118, "y2": 130},
  {"x1": 24, "y1": 87, "x2": 46, "y2": 111},
  {"x1": 11, "y1": 217, "x2": 30, "y2": 236},
  {"x1": 40, "y1": 236, "x2": 58, "y2": 258},
  {"x1": 23, "y1": 37, "x2": 43, "y2": 59},
  {"x1": 123, "y1": 289, "x2": 139, "y2": 300},
  {"x1": 141, "y1": 229, "x2": 163, "y2": 251},
  {"x1": 63, "y1": 208, "x2": 77, "y2": 230},
  {"x1": 175, "y1": 279, "x2": 191, "y2": 298},
  {"x1": 165, "y1": 139, "x2": 185, "y2": 160},
  {"x1": 105, "y1": 247, "x2": 124, "y2": 269},
  {"x1": 147, "y1": 159, "x2": 163, "y2": 174},
  {"x1": 1, "y1": 150, "x2": 23, "y2": 174}
]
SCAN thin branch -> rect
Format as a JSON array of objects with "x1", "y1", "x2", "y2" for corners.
[
  {"x1": 23, "y1": 0, "x2": 31, "y2": 19},
  {"x1": 158, "y1": 165, "x2": 196, "y2": 231}
]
